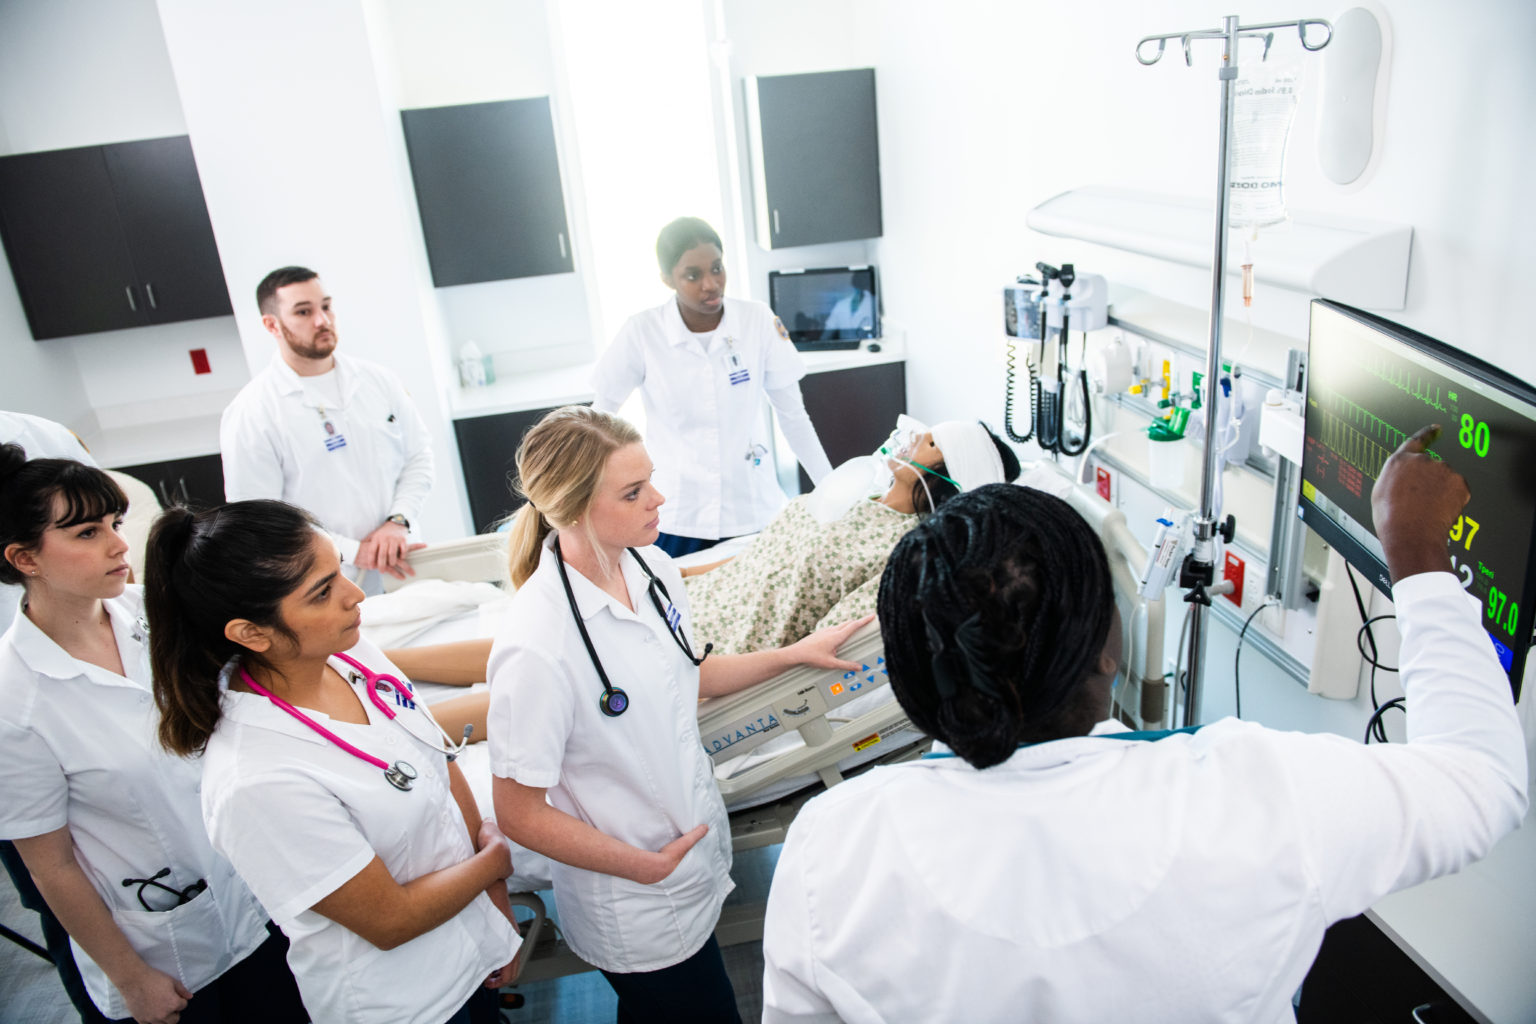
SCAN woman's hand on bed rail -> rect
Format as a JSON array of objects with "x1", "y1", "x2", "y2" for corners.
[
  {"x1": 698, "y1": 614, "x2": 875, "y2": 697},
  {"x1": 783, "y1": 613, "x2": 876, "y2": 672}
]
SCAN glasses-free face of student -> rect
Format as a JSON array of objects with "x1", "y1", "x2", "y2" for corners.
[
  {"x1": 227, "y1": 533, "x2": 366, "y2": 659},
  {"x1": 5, "y1": 501, "x2": 130, "y2": 601},
  {"x1": 585, "y1": 443, "x2": 667, "y2": 551},
  {"x1": 264, "y1": 277, "x2": 338, "y2": 362},
  {"x1": 662, "y1": 242, "x2": 726, "y2": 321}
]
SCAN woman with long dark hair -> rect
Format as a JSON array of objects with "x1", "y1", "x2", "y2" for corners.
[
  {"x1": 145, "y1": 499, "x2": 519, "y2": 1024},
  {"x1": 0, "y1": 445, "x2": 306, "y2": 1024}
]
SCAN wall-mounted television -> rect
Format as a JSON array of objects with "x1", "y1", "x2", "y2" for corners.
[
  {"x1": 768, "y1": 265, "x2": 879, "y2": 351},
  {"x1": 1300, "y1": 299, "x2": 1536, "y2": 697}
]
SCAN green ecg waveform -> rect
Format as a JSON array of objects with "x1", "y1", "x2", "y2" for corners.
[{"x1": 1367, "y1": 355, "x2": 1449, "y2": 413}]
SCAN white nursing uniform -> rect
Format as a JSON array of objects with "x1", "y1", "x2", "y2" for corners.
[
  {"x1": 0, "y1": 411, "x2": 98, "y2": 633},
  {"x1": 592, "y1": 297, "x2": 833, "y2": 540},
  {"x1": 200, "y1": 636, "x2": 518, "y2": 1024},
  {"x1": 762, "y1": 573, "x2": 1528, "y2": 1023},
  {"x1": 219, "y1": 352, "x2": 434, "y2": 567},
  {"x1": 0, "y1": 587, "x2": 269, "y2": 1020},
  {"x1": 487, "y1": 537, "x2": 733, "y2": 973}
]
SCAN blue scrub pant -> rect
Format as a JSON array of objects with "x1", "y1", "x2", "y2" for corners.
[
  {"x1": 600, "y1": 934, "x2": 741, "y2": 1024},
  {"x1": 654, "y1": 532, "x2": 729, "y2": 558}
]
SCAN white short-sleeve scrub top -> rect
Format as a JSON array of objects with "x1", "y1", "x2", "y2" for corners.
[
  {"x1": 591, "y1": 297, "x2": 830, "y2": 540},
  {"x1": 487, "y1": 536, "x2": 733, "y2": 973},
  {"x1": 200, "y1": 636, "x2": 518, "y2": 1024},
  {"x1": 0, "y1": 587, "x2": 269, "y2": 1020}
]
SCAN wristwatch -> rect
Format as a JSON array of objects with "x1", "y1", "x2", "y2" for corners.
[{"x1": 386, "y1": 514, "x2": 410, "y2": 529}]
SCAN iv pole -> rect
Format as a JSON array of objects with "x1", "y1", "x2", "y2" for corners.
[{"x1": 1135, "y1": 16, "x2": 1332, "y2": 727}]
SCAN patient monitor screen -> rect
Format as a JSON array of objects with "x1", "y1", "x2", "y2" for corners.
[{"x1": 1300, "y1": 299, "x2": 1536, "y2": 696}]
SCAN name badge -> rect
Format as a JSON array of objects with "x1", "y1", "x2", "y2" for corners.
[
  {"x1": 728, "y1": 368, "x2": 751, "y2": 386},
  {"x1": 322, "y1": 418, "x2": 348, "y2": 452}
]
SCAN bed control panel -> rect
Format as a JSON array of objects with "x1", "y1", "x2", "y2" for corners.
[{"x1": 699, "y1": 623, "x2": 890, "y2": 763}]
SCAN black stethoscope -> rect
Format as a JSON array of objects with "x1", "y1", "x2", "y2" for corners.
[{"x1": 553, "y1": 537, "x2": 711, "y2": 717}]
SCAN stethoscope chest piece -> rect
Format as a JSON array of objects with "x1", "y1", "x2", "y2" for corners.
[
  {"x1": 599, "y1": 687, "x2": 630, "y2": 717},
  {"x1": 383, "y1": 760, "x2": 418, "y2": 792}
]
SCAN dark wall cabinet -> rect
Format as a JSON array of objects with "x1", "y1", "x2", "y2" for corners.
[
  {"x1": 113, "y1": 453, "x2": 225, "y2": 511},
  {"x1": 797, "y1": 361, "x2": 906, "y2": 492},
  {"x1": 401, "y1": 97, "x2": 574, "y2": 287},
  {"x1": 0, "y1": 136, "x2": 232, "y2": 340},
  {"x1": 455, "y1": 405, "x2": 571, "y2": 533},
  {"x1": 747, "y1": 68, "x2": 883, "y2": 249}
]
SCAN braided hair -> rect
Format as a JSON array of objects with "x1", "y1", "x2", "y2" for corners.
[{"x1": 876, "y1": 483, "x2": 1115, "y2": 768}]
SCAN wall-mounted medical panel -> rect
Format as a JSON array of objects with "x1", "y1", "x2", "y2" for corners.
[
  {"x1": 1026, "y1": 186, "x2": 1412, "y2": 310},
  {"x1": 745, "y1": 68, "x2": 883, "y2": 249},
  {"x1": 0, "y1": 136, "x2": 232, "y2": 340},
  {"x1": 401, "y1": 97, "x2": 574, "y2": 287}
]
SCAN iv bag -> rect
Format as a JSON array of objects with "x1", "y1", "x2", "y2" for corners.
[{"x1": 1229, "y1": 59, "x2": 1301, "y2": 229}]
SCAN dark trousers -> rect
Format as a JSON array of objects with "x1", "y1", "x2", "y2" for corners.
[
  {"x1": 599, "y1": 935, "x2": 741, "y2": 1024},
  {"x1": 654, "y1": 532, "x2": 726, "y2": 559},
  {"x1": 108, "y1": 922, "x2": 308, "y2": 1024}
]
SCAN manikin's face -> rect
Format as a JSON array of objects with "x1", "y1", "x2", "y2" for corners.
[
  {"x1": 264, "y1": 278, "x2": 338, "y2": 362},
  {"x1": 663, "y1": 243, "x2": 726, "y2": 321},
  {"x1": 584, "y1": 443, "x2": 666, "y2": 551},
  {"x1": 8, "y1": 499, "x2": 130, "y2": 602}
]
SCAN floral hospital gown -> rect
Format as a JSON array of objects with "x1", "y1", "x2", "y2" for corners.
[{"x1": 685, "y1": 496, "x2": 914, "y2": 655}]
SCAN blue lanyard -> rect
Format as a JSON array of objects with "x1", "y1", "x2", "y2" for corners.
[{"x1": 921, "y1": 724, "x2": 1205, "y2": 759}]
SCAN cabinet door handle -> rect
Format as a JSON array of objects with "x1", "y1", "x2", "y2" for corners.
[
  {"x1": 145, "y1": 283, "x2": 158, "y2": 310},
  {"x1": 157, "y1": 480, "x2": 173, "y2": 506},
  {"x1": 125, "y1": 286, "x2": 138, "y2": 312},
  {"x1": 557, "y1": 233, "x2": 567, "y2": 259},
  {"x1": 773, "y1": 209, "x2": 781, "y2": 235},
  {"x1": 177, "y1": 477, "x2": 189, "y2": 504}
]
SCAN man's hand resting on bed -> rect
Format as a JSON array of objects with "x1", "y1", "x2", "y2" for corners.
[{"x1": 784, "y1": 613, "x2": 875, "y2": 672}]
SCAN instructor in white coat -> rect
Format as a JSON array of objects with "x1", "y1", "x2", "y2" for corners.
[
  {"x1": 591, "y1": 218, "x2": 833, "y2": 558},
  {"x1": 221, "y1": 266, "x2": 433, "y2": 589},
  {"x1": 762, "y1": 426, "x2": 1528, "y2": 1023}
]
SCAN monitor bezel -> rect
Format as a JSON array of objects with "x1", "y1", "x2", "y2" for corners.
[
  {"x1": 1299, "y1": 298, "x2": 1536, "y2": 697},
  {"x1": 767, "y1": 265, "x2": 880, "y2": 351}
]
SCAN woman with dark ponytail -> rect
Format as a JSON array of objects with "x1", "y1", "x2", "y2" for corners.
[
  {"x1": 0, "y1": 444, "x2": 306, "y2": 1024},
  {"x1": 764, "y1": 438, "x2": 1530, "y2": 1022},
  {"x1": 145, "y1": 499, "x2": 520, "y2": 1024}
]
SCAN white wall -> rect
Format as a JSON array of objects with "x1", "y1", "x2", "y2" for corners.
[
  {"x1": 371, "y1": 0, "x2": 597, "y2": 372},
  {"x1": 722, "y1": 0, "x2": 879, "y2": 305},
  {"x1": 860, "y1": 0, "x2": 1536, "y2": 737},
  {"x1": 0, "y1": 0, "x2": 248, "y2": 440}
]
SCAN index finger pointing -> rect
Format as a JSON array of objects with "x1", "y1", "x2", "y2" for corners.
[{"x1": 1399, "y1": 423, "x2": 1442, "y2": 455}]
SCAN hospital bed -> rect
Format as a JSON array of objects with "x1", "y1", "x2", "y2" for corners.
[{"x1": 364, "y1": 471, "x2": 1166, "y2": 983}]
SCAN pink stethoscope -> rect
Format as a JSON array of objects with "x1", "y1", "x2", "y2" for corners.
[{"x1": 239, "y1": 652, "x2": 472, "y2": 792}]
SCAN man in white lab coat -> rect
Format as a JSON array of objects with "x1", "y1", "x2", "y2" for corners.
[{"x1": 220, "y1": 267, "x2": 433, "y2": 589}]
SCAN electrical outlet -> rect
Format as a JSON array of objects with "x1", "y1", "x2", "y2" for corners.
[
  {"x1": 1095, "y1": 464, "x2": 1116, "y2": 504},
  {"x1": 189, "y1": 348, "x2": 211, "y2": 375},
  {"x1": 1222, "y1": 551, "x2": 1245, "y2": 606}
]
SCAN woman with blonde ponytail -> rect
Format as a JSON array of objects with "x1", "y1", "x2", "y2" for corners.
[{"x1": 487, "y1": 406, "x2": 867, "y2": 1023}]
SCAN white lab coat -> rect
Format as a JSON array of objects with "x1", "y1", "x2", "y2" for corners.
[
  {"x1": 0, "y1": 411, "x2": 98, "y2": 633},
  {"x1": 200, "y1": 637, "x2": 518, "y2": 1024},
  {"x1": 486, "y1": 536, "x2": 733, "y2": 973},
  {"x1": 592, "y1": 297, "x2": 833, "y2": 540},
  {"x1": 0, "y1": 587, "x2": 269, "y2": 1020},
  {"x1": 219, "y1": 353, "x2": 434, "y2": 568},
  {"x1": 761, "y1": 573, "x2": 1528, "y2": 1023}
]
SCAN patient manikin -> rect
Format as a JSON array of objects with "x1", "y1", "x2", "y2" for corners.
[
  {"x1": 804, "y1": 415, "x2": 951, "y2": 525},
  {"x1": 685, "y1": 418, "x2": 1016, "y2": 656}
]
